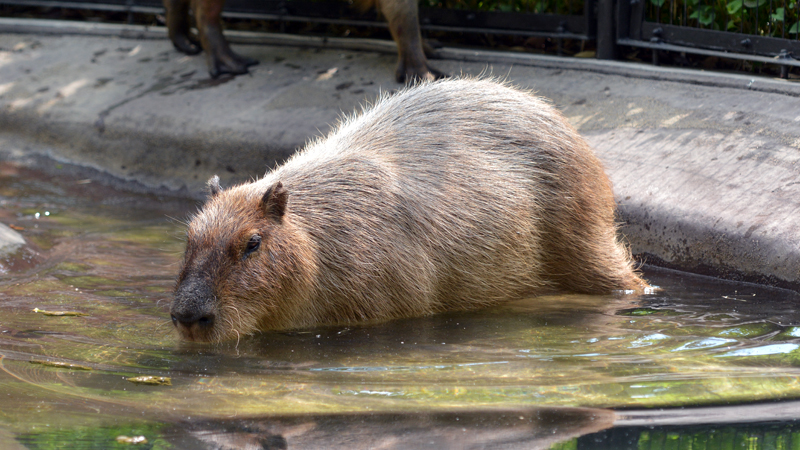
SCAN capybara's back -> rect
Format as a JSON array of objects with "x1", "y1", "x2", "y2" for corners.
[{"x1": 172, "y1": 78, "x2": 647, "y2": 342}]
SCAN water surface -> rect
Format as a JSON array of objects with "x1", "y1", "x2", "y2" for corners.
[{"x1": 2, "y1": 163, "x2": 800, "y2": 449}]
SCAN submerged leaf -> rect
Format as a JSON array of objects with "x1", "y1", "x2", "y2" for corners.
[
  {"x1": 29, "y1": 360, "x2": 92, "y2": 371},
  {"x1": 126, "y1": 376, "x2": 172, "y2": 386},
  {"x1": 32, "y1": 308, "x2": 88, "y2": 317},
  {"x1": 115, "y1": 435, "x2": 148, "y2": 445}
]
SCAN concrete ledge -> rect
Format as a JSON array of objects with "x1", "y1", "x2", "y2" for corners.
[
  {"x1": 4, "y1": 18, "x2": 800, "y2": 96},
  {"x1": 1, "y1": 19, "x2": 800, "y2": 291}
]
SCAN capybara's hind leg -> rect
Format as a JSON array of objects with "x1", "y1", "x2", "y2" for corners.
[
  {"x1": 377, "y1": 0, "x2": 446, "y2": 83},
  {"x1": 191, "y1": 0, "x2": 258, "y2": 78},
  {"x1": 542, "y1": 163, "x2": 647, "y2": 294},
  {"x1": 164, "y1": 0, "x2": 202, "y2": 55},
  {"x1": 552, "y1": 224, "x2": 647, "y2": 294}
]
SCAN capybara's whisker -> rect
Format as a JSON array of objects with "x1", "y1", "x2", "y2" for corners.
[{"x1": 168, "y1": 77, "x2": 648, "y2": 343}]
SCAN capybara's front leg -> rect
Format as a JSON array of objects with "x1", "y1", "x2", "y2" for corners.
[
  {"x1": 191, "y1": 0, "x2": 258, "y2": 78},
  {"x1": 164, "y1": 0, "x2": 202, "y2": 55},
  {"x1": 378, "y1": 0, "x2": 446, "y2": 83}
]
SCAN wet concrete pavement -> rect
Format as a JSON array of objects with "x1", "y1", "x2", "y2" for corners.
[{"x1": 1, "y1": 17, "x2": 800, "y2": 290}]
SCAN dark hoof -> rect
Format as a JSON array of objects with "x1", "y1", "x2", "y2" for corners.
[
  {"x1": 235, "y1": 54, "x2": 260, "y2": 68},
  {"x1": 209, "y1": 51, "x2": 260, "y2": 78},
  {"x1": 396, "y1": 65, "x2": 448, "y2": 84},
  {"x1": 171, "y1": 34, "x2": 202, "y2": 56}
]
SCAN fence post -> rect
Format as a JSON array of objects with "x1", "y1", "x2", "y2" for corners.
[{"x1": 597, "y1": 0, "x2": 618, "y2": 59}]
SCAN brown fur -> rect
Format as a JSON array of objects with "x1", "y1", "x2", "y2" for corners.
[
  {"x1": 163, "y1": 0, "x2": 444, "y2": 81},
  {"x1": 171, "y1": 78, "x2": 647, "y2": 342}
]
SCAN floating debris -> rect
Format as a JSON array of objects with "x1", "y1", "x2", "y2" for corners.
[
  {"x1": 32, "y1": 308, "x2": 88, "y2": 317},
  {"x1": 29, "y1": 360, "x2": 92, "y2": 371},
  {"x1": 126, "y1": 376, "x2": 171, "y2": 386},
  {"x1": 115, "y1": 435, "x2": 148, "y2": 445}
]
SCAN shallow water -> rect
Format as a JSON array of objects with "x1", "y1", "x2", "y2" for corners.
[{"x1": 2, "y1": 163, "x2": 800, "y2": 449}]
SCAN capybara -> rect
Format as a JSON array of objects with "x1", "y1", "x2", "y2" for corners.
[
  {"x1": 163, "y1": 0, "x2": 445, "y2": 81},
  {"x1": 171, "y1": 78, "x2": 647, "y2": 342}
]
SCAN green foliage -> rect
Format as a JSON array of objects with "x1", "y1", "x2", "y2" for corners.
[
  {"x1": 647, "y1": 0, "x2": 796, "y2": 37},
  {"x1": 690, "y1": 5, "x2": 716, "y2": 26},
  {"x1": 421, "y1": 0, "x2": 585, "y2": 15},
  {"x1": 419, "y1": 0, "x2": 792, "y2": 37}
]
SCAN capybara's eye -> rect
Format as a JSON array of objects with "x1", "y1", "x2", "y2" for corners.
[{"x1": 243, "y1": 235, "x2": 261, "y2": 259}]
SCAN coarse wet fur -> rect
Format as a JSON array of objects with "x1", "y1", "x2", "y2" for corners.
[
  {"x1": 163, "y1": 0, "x2": 445, "y2": 82},
  {"x1": 171, "y1": 78, "x2": 647, "y2": 342}
]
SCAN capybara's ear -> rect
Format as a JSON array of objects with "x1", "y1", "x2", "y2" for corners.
[
  {"x1": 207, "y1": 175, "x2": 223, "y2": 198},
  {"x1": 262, "y1": 181, "x2": 288, "y2": 219}
]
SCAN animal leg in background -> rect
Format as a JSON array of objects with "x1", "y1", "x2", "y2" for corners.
[
  {"x1": 375, "y1": 0, "x2": 446, "y2": 82},
  {"x1": 164, "y1": 0, "x2": 258, "y2": 78},
  {"x1": 163, "y1": 0, "x2": 444, "y2": 81}
]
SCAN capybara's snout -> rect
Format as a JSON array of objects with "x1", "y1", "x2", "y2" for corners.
[{"x1": 171, "y1": 277, "x2": 217, "y2": 342}]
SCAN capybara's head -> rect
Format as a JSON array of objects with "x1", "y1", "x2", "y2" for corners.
[{"x1": 171, "y1": 176, "x2": 316, "y2": 342}]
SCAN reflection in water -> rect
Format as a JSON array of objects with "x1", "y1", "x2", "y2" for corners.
[
  {"x1": 176, "y1": 408, "x2": 614, "y2": 450},
  {"x1": 2, "y1": 163, "x2": 800, "y2": 448}
]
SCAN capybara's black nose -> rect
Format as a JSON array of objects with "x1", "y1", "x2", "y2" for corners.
[{"x1": 171, "y1": 310, "x2": 215, "y2": 329}]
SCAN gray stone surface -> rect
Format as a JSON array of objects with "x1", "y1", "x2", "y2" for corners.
[{"x1": 1, "y1": 19, "x2": 800, "y2": 289}]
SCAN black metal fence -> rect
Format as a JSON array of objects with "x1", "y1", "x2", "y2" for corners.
[
  {"x1": 614, "y1": 0, "x2": 800, "y2": 74},
  {"x1": 1, "y1": 0, "x2": 799, "y2": 74}
]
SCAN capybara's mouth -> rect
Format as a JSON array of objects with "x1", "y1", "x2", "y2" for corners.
[{"x1": 171, "y1": 313, "x2": 218, "y2": 342}]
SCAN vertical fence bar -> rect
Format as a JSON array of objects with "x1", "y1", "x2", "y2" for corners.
[
  {"x1": 669, "y1": 0, "x2": 673, "y2": 23},
  {"x1": 598, "y1": 0, "x2": 618, "y2": 58},
  {"x1": 782, "y1": 0, "x2": 785, "y2": 37},
  {"x1": 741, "y1": 0, "x2": 745, "y2": 32},
  {"x1": 126, "y1": 0, "x2": 134, "y2": 24},
  {"x1": 278, "y1": 0, "x2": 286, "y2": 33},
  {"x1": 769, "y1": 0, "x2": 772, "y2": 35},
  {"x1": 726, "y1": 0, "x2": 730, "y2": 33},
  {"x1": 684, "y1": 0, "x2": 687, "y2": 26},
  {"x1": 659, "y1": 0, "x2": 663, "y2": 23}
]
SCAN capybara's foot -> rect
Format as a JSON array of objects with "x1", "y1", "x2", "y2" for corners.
[
  {"x1": 163, "y1": 0, "x2": 202, "y2": 55},
  {"x1": 208, "y1": 48, "x2": 259, "y2": 78},
  {"x1": 396, "y1": 63, "x2": 448, "y2": 84},
  {"x1": 171, "y1": 32, "x2": 202, "y2": 56}
]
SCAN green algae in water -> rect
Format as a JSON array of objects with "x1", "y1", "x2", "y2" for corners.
[
  {"x1": 574, "y1": 420, "x2": 800, "y2": 449},
  {"x1": 16, "y1": 423, "x2": 172, "y2": 450}
]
